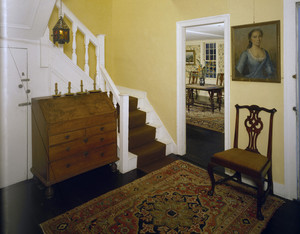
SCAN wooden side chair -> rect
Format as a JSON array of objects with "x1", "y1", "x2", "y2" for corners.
[
  {"x1": 189, "y1": 71, "x2": 199, "y2": 84},
  {"x1": 207, "y1": 104, "x2": 277, "y2": 220},
  {"x1": 216, "y1": 73, "x2": 224, "y2": 86},
  {"x1": 215, "y1": 73, "x2": 224, "y2": 101},
  {"x1": 186, "y1": 71, "x2": 199, "y2": 111}
]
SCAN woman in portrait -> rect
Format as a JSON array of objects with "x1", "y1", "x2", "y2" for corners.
[{"x1": 236, "y1": 28, "x2": 275, "y2": 79}]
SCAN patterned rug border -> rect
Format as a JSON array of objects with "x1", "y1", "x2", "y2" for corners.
[{"x1": 40, "y1": 160, "x2": 284, "y2": 234}]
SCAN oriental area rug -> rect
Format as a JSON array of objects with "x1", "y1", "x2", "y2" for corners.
[
  {"x1": 40, "y1": 160, "x2": 284, "y2": 233},
  {"x1": 186, "y1": 105, "x2": 224, "y2": 133}
]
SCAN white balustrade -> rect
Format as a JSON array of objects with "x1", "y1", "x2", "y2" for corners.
[
  {"x1": 95, "y1": 44, "x2": 100, "y2": 83},
  {"x1": 84, "y1": 36, "x2": 89, "y2": 75},
  {"x1": 72, "y1": 23, "x2": 77, "y2": 64},
  {"x1": 53, "y1": 0, "x2": 131, "y2": 173}
]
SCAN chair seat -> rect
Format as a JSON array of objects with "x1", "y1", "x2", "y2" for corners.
[{"x1": 212, "y1": 148, "x2": 270, "y2": 178}]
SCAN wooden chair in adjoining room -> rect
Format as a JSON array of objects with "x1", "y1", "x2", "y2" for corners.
[
  {"x1": 186, "y1": 71, "x2": 199, "y2": 111},
  {"x1": 189, "y1": 71, "x2": 199, "y2": 85},
  {"x1": 215, "y1": 73, "x2": 224, "y2": 101},
  {"x1": 216, "y1": 72, "x2": 224, "y2": 86},
  {"x1": 207, "y1": 104, "x2": 277, "y2": 220}
]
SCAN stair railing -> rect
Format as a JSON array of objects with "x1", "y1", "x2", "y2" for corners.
[{"x1": 55, "y1": 1, "x2": 130, "y2": 173}]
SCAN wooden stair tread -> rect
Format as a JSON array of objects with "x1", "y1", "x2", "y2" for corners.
[
  {"x1": 129, "y1": 125, "x2": 155, "y2": 137},
  {"x1": 129, "y1": 110, "x2": 146, "y2": 129},
  {"x1": 130, "y1": 140, "x2": 165, "y2": 157},
  {"x1": 129, "y1": 97, "x2": 138, "y2": 111},
  {"x1": 128, "y1": 95, "x2": 167, "y2": 171}
]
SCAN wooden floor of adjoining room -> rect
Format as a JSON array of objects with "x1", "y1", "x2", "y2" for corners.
[{"x1": 1, "y1": 124, "x2": 300, "y2": 234}]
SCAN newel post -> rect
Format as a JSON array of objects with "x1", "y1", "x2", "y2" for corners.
[
  {"x1": 118, "y1": 94, "x2": 129, "y2": 173},
  {"x1": 97, "y1": 34, "x2": 105, "y2": 91}
]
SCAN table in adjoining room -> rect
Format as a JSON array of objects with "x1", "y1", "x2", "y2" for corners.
[{"x1": 186, "y1": 84, "x2": 223, "y2": 113}]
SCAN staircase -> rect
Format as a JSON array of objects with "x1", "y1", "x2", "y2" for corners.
[
  {"x1": 39, "y1": 2, "x2": 176, "y2": 174},
  {"x1": 128, "y1": 97, "x2": 176, "y2": 173}
]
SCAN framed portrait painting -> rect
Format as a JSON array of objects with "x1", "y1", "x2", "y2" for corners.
[
  {"x1": 186, "y1": 50, "x2": 195, "y2": 65},
  {"x1": 232, "y1": 20, "x2": 280, "y2": 83}
]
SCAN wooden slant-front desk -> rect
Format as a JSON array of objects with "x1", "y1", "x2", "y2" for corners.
[{"x1": 31, "y1": 93, "x2": 118, "y2": 198}]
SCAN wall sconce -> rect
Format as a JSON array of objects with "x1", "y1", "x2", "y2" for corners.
[{"x1": 52, "y1": 0, "x2": 70, "y2": 44}]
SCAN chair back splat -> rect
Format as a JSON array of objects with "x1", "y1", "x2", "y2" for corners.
[
  {"x1": 207, "y1": 104, "x2": 277, "y2": 221},
  {"x1": 234, "y1": 104, "x2": 276, "y2": 156}
]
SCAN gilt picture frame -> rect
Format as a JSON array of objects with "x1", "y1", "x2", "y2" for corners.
[
  {"x1": 186, "y1": 50, "x2": 195, "y2": 65},
  {"x1": 232, "y1": 20, "x2": 280, "y2": 83}
]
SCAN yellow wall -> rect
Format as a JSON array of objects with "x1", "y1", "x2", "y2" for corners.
[
  {"x1": 109, "y1": 0, "x2": 284, "y2": 184},
  {"x1": 229, "y1": 0, "x2": 284, "y2": 184},
  {"x1": 47, "y1": 0, "x2": 284, "y2": 184},
  {"x1": 48, "y1": 0, "x2": 113, "y2": 77}
]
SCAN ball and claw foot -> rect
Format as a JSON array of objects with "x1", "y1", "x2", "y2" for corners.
[
  {"x1": 45, "y1": 186, "x2": 54, "y2": 199},
  {"x1": 257, "y1": 210, "x2": 264, "y2": 221},
  {"x1": 208, "y1": 189, "x2": 214, "y2": 196},
  {"x1": 110, "y1": 162, "x2": 119, "y2": 173}
]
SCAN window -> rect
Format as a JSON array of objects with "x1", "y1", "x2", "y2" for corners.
[{"x1": 205, "y1": 43, "x2": 216, "y2": 78}]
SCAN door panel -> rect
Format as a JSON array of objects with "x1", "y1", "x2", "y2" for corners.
[{"x1": 1, "y1": 47, "x2": 29, "y2": 187}]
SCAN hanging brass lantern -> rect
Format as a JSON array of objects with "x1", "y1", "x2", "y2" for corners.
[{"x1": 52, "y1": 16, "x2": 70, "y2": 44}]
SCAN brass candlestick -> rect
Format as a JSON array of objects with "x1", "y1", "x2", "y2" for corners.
[
  {"x1": 89, "y1": 79, "x2": 101, "y2": 93},
  {"x1": 76, "y1": 80, "x2": 87, "y2": 95},
  {"x1": 52, "y1": 83, "x2": 61, "y2": 97},
  {"x1": 65, "y1": 81, "x2": 74, "y2": 96}
]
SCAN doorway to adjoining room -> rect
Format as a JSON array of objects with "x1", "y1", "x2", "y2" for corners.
[{"x1": 184, "y1": 23, "x2": 225, "y2": 173}]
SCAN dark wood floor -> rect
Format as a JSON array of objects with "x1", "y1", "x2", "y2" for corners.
[{"x1": 0, "y1": 124, "x2": 299, "y2": 233}]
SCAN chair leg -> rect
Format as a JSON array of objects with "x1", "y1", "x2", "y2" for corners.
[
  {"x1": 256, "y1": 178, "x2": 265, "y2": 221},
  {"x1": 235, "y1": 172, "x2": 242, "y2": 182},
  {"x1": 267, "y1": 169, "x2": 274, "y2": 195},
  {"x1": 207, "y1": 162, "x2": 216, "y2": 196}
]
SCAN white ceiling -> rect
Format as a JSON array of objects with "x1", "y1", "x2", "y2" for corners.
[
  {"x1": 2, "y1": 0, "x2": 56, "y2": 40},
  {"x1": 186, "y1": 23, "x2": 224, "y2": 41}
]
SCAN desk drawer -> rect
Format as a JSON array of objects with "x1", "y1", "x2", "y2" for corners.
[
  {"x1": 49, "y1": 131, "x2": 116, "y2": 161},
  {"x1": 49, "y1": 139, "x2": 85, "y2": 161},
  {"x1": 49, "y1": 143, "x2": 117, "y2": 181},
  {"x1": 87, "y1": 131, "x2": 116, "y2": 147},
  {"x1": 49, "y1": 129, "x2": 85, "y2": 146},
  {"x1": 86, "y1": 122, "x2": 116, "y2": 137}
]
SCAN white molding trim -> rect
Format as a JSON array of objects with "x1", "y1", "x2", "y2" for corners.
[
  {"x1": 283, "y1": 0, "x2": 298, "y2": 200},
  {"x1": 176, "y1": 14, "x2": 231, "y2": 155}
]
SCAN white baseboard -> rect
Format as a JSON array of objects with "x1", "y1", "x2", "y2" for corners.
[{"x1": 225, "y1": 170, "x2": 291, "y2": 200}]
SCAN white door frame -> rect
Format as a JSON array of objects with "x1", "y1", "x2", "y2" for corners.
[
  {"x1": 176, "y1": 14, "x2": 231, "y2": 155},
  {"x1": 283, "y1": 0, "x2": 298, "y2": 200}
]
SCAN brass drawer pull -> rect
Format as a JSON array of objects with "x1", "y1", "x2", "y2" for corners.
[
  {"x1": 65, "y1": 135, "x2": 70, "y2": 139},
  {"x1": 66, "y1": 147, "x2": 70, "y2": 152},
  {"x1": 100, "y1": 127, "x2": 104, "y2": 131},
  {"x1": 83, "y1": 138, "x2": 88, "y2": 143}
]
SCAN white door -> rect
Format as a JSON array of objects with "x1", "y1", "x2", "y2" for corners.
[
  {"x1": 297, "y1": 5, "x2": 300, "y2": 200},
  {"x1": 0, "y1": 47, "x2": 30, "y2": 188}
]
